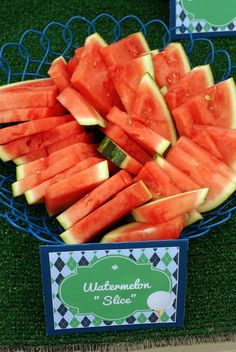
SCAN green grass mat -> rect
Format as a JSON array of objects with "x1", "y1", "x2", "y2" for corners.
[{"x1": 0, "y1": 0, "x2": 236, "y2": 349}]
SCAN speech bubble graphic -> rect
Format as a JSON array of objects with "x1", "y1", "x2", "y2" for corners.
[
  {"x1": 59, "y1": 255, "x2": 172, "y2": 321},
  {"x1": 181, "y1": 0, "x2": 236, "y2": 26}
]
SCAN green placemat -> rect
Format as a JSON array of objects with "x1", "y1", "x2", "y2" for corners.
[{"x1": 0, "y1": 0, "x2": 236, "y2": 350}]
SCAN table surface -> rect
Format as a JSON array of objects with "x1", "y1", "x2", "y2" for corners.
[{"x1": 0, "y1": 0, "x2": 236, "y2": 350}]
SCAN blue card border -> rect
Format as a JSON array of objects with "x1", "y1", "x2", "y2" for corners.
[
  {"x1": 40, "y1": 240, "x2": 188, "y2": 335},
  {"x1": 170, "y1": 0, "x2": 236, "y2": 40}
]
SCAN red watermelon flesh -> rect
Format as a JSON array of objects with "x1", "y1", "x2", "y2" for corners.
[
  {"x1": 100, "y1": 32, "x2": 150, "y2": 68},
  {"x1": 57, "y1": 170, "x2": 133, "y2": 230},
  {"x1": 45, "y1": 160, "x2": 109, "y2": 215},
  {"x1": 134, "y1": 167, "x2": 165, "y2": 198},
  {"x1": 48, "y1": 56, "x2": 71, "y2": 92},
  {"x1": 0, "y1": 120, "x2": 83, "y2": 162},
  {"x1": 153, "y1": 42, "x2": 191, "y2": 89},
  {"x1": 175, "y1": 136, "x2": 236, "y2": 183},
  {"x1": 0, "y1": 85, "x2": 58, "y2": 110},
  {"x1": 60, "y1": 180, "x2": 152, "y2": 244},
  {"x1": 132, "y1": 188, "x2": 208, "y2": 224},
  {"x1": 100, "y1": 215, "x2": 186, "y2": 243},
  {"x1": 131, "y1": 73, "x2": 177, "y2": 145},
  {"x1": 67, "y1": 55, "x2": 80, "y2": 76},
  {"x1": 164, "y1": 65, "x2": 214, "y2": 110},
  {"x1": 172, "y1": 78, "x2": 236, "y2": 136},
  {"x1": 102, "y1": 122, "x2": 151, "y2": 164},
  {"x1": 25, "y1": 157, "x2": 102, "y2": 204},
  {"x1": 166, "y1": 146, "x2": 236, "y2": 212},
  {"x1": 106, "y1": 106, "x2": 170, "y2": 155},
  {"x1": 0, "y1": 104, "x2": 67, "y2": 123},
  {"x1": 71, "y1": 33, "x2": 122, "y2": 116},
  {"x1": 203, "y1": 126, "x2": 236, "y2": 172},
  {"x1": 0, "y1": 115, "x2": 72, "y2": 145},
  {"x1": 190, "y1": 127, "x2": 224, "y2": 161},
  {"x1": 108, "y1": 54, "x2": 154, "y2": 114},
  {"x1": 12, "y1": 152, "x2": 87, "y2": 196},
  {"x1": 16, "y1": 142, "x2": 97, "y2": 177},
  {"x1": 0, "y1": 78, "x2": 54, "y2": 92},
  {"x1": 57, "y1": 87, "x2": 106, "y2": 127}
]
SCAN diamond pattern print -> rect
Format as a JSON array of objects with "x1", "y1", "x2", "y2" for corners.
[
  {"x1": 49, "y1": 246, "x2": 180, "y2": 330},
  {"x1": 175, "y1": 0, "x2": 236, "y2": 36}
]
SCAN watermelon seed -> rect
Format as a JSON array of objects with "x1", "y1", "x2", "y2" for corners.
[
  {"x1": 40, "y1": 158, "x2": 45, "y2": 161},
  {"x1": 205, "y1": 95, "x2": 212, "y2": 101},
  {"x1": 93, "y1": 60, "x2": 97, "y2": 68}
]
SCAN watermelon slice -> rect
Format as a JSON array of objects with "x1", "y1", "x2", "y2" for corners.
[
  {"x1": 172, "y1": 78, "x2": 236, "y2": 135},
  {"x1": 164, "y1": 65, "x2": 214, "y2": 110},
  {"x1": 100, "y1": 215, "x2": 186, "y2": 243},
  {"x1": 153, "y1": 42, "x2": 191, "y2": 89},
  {"x1": 57, "y1": 87, "x2": 106, "y2": 127},
  {"x1": 60, "y1": 180, "x2": 152, "y2": 244},
  {"x1": 0, "y1": 104, "x2": 67, "y2": 123},
  {"x1": 108, "y1": 54, "x2": 154, "y2": 114},
  {"x1": 106, "y1": 106, "x2": 170, "y2": 155},
  {"x1": 45, "y1": 160, "x2": 109, "y2": 215},
  {"x1": 0, "y1": 120, "x2": 84, "y2": 162},
  {"x1": 134, "y1": 167, "x2": 166, "y2": 199},
  {"x1": 16, "y1": 142, "x2": 97, "y2": 178},
  {"x1": 57, "y1": 170, "x2": 133, "y2": 230},
  {"x1": 132, "y1": 188, "x2": 208, "y2": 224},
  {"x1": 71, "y1": 33, "x2": 122, "y2": 115},
  {"x1": 67, "y1": 55, "x2": 80, "y2": 76},
  {"x1": 25, "y1": 157, "x2": 102, "y2": 204},
  {"x1": 100, "y1": 32, "x2": 150, "y2": 68},
  {"x1": 0, "y1": 78, "x2": 54, "y2": 91},
  {"x1": 98, "y1": 137, "x2": 142, "y2": 174},
  {"x1": 0, "y1": 85, "x2": 58, "y2": 110},
  {"x1": 102, "y1": 122, "x2": 152, "y2": 164},
  {"x1": 166, "y1": 144, "x2": 236, "y2": 212},
  {"x1": 0, "y1": 115, "x2": 72, "y2": 147},
  {"x1": 12, "y1": 152, "x2": 86, "y2": 197},
  {"x1": 174, "y1": 137, "x2": 236, "y2": 183},
  {"x1": 48, "y1": 56, "x2": 71, "y2": 92},
  {"x1": 131, "y1": 73, "x2": 177, "y2": 145}
]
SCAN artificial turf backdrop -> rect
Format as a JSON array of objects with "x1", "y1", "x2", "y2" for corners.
[{"x1": 0, "y1": 0, "x2": 236, "y2": 349}]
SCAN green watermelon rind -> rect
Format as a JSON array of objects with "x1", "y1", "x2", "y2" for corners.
[
  {"x1": 170, "y1": 42, "x2": 191, "y2": 75},
  {"x1": 140, "y1": 73, "x2": 177, "y2": 145},
  {"x1": 135, "y1": 32, "x2": 151, "y2": 52},
  {"x1": 85, "y1": 32, "x2": 107, "y2": 47},
  {"x1": 137, "y1": 54, "x2": 155, "y2": 79},
  {"x1": 0, "y1": 78, "x2": 52, "y2": 91},
  {"x1": 0, "y1": 147, "x2": 12, "y2": 162},
  {"x1": 98, "y1": 137, "x2": 127, "y2": 167}
]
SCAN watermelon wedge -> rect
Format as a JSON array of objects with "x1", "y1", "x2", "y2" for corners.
[
  {"x1": 71, "y1": 33, "x2": 122, "y2": 115},
  {"x1": 12, "y1": 152, "x2": 85, "y2": 197},
  {"x1": 106, "y1": 106, "x2": 170, "y2": 155},
  {"x1": 67, "y1": 55, "x2": 80, "y2": 76},
  {"x1": 0, "y1": 115, "x2": 72, "y2": 146},
  {"x1": 100, "y1": 32, "x2": 150, "y2": 68},
  {"x1": 0, "y1": 78, "x2": 54, "y2": 91},
  {"x1": 172, "y1": 78, "x2": 236, "y2": 135},
  {"x1": 100, "y1": 215, "x2": 186, "y2": 243},
  {"x1": 0, "y1": 104, "x2": 67, "y2": 123},
  {"x1": 98, "y1": 137, "x2": 142, "y2": 174},
  {"x1": 25, "y1": 157, "x2": 102, "y2": 204},
  {"x1": 153, "y1": 42, "x2": 191, "y2": 89},
  {"x1": 131, "y1": 73, "x2": 177, "y2": 145},
  {"x1": 174, "y1": 137, "x2": 236, "y2": 183},
  {"x1": 57, "y1": 170, "x2": 133, "y2": 230},
  {"x1": 0, "y1": 85, "x2": 58, "y2": 110},
  {"x1": 0, "y1": 120, "x2": 84, "y2": 162},
  {"x1": 45, "y1": 160, "x2": 109, "y2": 215},
  {"x1": 164, "y1": 65, "x2": 214, "y2": 110},
  {"x1": 102, "y1": 122, "x2": 152, "y2": 164},
  {"x1": 166, "y1": 144, "x2": 236, "y2": 212},
  {"x1": 132, "y1": 188, "x2": 208, "y2": 224},
  {"x1": 57, "y1": 87, "x2": 106, "y2": 127},
  {"x1": 16, "y1": 142, "x2": 97, "y2": 177},
  {"x1": 108, "y1": 54, "x2": 154, "y2": 114},
  {"x1": 60, "y1": 180, "x2": 152, "y2": 244},
  {"x1": 134, "y1": 167, "x2": 166, "y2": 199},
  {"x1": 48, "y1": 56, "x2": 71, "y2": 92}
]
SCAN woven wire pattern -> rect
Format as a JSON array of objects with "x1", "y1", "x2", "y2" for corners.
[{"x1": 0, "y1": 14, "x2": 235, "y2": 244}]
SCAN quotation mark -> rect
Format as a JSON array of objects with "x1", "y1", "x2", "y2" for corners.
[
  {"x1": 131, "y1": 294, "x2": 136, "y2": 298},
  {"x1": 94, "y1": 296, "x2": 100, "y2": 300}
]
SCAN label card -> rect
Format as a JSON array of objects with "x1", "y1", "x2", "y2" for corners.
[
  {"x1": 40, "y1": 240, "x2": 188, "y2": 335},
  {"x1": 170, "y1": 0, "x2": 236, "y2": 39}
]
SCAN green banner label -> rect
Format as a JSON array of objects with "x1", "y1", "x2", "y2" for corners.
[
  {"x1": 182, "y1": 0, "x2": 236, "y2": 26},
  {"x1": 59, "y1": 255, "x2": 172, "y2": 320}
]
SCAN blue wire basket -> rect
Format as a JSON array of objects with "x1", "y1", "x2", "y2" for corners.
[{"x1": 0, "y1": 14, "x2": 235, "y2": 244}]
